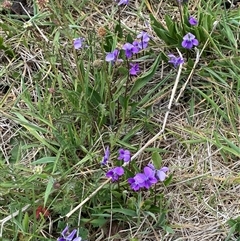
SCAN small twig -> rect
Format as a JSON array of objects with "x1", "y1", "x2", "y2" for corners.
[
  {"x1": 129, "y1": 50, "x2": 183, "y2": 162},
  {"x1": 65, "y1": 179, "x2": 110, "y2": 218},
  {"x1": 65, "y1": 53, "x2": 184, "y2": 219}
]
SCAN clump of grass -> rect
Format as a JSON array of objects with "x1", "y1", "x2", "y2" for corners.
[{"x1": 0, "y1": 0, "x2": 240, "y2": 240}]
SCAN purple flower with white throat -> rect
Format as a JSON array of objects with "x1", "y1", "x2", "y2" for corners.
[
  {"x1": 140, "y1": 166, "x2": 158, "y2": 188},
  {"x1": 168, "y1": 54, "x2": 184, "y2": 68},
  {"x1": 122, "y1": 43, "x2": 139, "y2": 59},
  {"x1": 106, "y1": 167, "x2": 124, "y2": 182},
  {"x1": 137, "y1": 31, "x2": 150, "y2": 43},
  {"x1": 189, "y1": 16, "x2": 198, "y2": 26},
  {"x1": 118, "y1": 148, "x2": 131, "y2": 162},
  {"x1": 129, "y1": 63, "x2": 140, "y2": 76},
  {"x1": 128, "y1": 176, "x2": 143, "y2": 191},
  {"x1": 116, "y1": 0, "x2": 129, "y2": 5},
  {"x1": 132, "y1": 40, "x2": 142, "y2": 52},
  {"x1": 57, "y1": 226, "x2": 82, "y2": 241},
  {"x1": 137, "y1": 31, "x2": 150, "y2": 49},
  {"x1": 128, "y1": 167, "x2": 157, "y2": 191},
  {"x1": 181, "y1": 33, "x2": 199, "y2": 49},
  {"x1": 101, "y1": 146, "x2": 110, "y2": 165},
  {"x1": 73, "y1": 37, "x2": 85, "y2": 50},
  {"x1": 147, "y1": 163, "x2": 169, "y2": 181},
  {"x1": 106, "y1": 49, "x2": 122, "y2": 64},
  {"x1": 156, "y1": 167, "x2": 169, "y2": 181}
]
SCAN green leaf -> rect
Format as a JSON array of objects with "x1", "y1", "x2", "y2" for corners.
[
  {"x1": 0, "y1": 37, "x2": 15, "y2": 58},
  {"x1": 221, "y1": 135, "x2": 240, "y2": 157},
  {"x1": 119, "y1": 95, "x2": 129, "y2": 110},
  {"x1": 115, "y1": 23, "x2": 123, "y2": 38},
  {"x1": 228, "y1": 218, "x2": 237, "y2": 227},
  {"x1": 129, "y1": 54, "x2": 161, "y2": 97},
  {"x1": 165, "y1": 15, "x2": 175, "y2": 37},
  {"x1": 90, "y1": 218, "x2": 107, "y2": 227},
  {"x1": 163, "y1": 225, "x2": 174, "y2": 234},
  {"x1": 106, "y1": 208, "x2": 137, "y2": 217},
  {"x1": 22, "y1": 212, "x2": 29, "y2": 232},
  {"x1": 194, "y1": 88, "x2": 228, "y2": 121},
  {"x1": 152, "y1": 27, "x2": 172, "y2": 45},
  {"x1": 225, "y1": 224, "x2": 237, "y2": 241},
  {"x1": 32, "y1": 157, "x2": 57, "y2": 165},
  {"x1": 150, "y1": 14, "x2": 166, "y2": 30},
  {"x1": 44, "y1": 176, "x2": 54, "y2": 207},
  {"x1": 87, "y1": 87, "x2": 102, "y2": 107},
  {"x1": 164, "y1": 174, "x2": 173, "y2": 186},
  {"x1": 151, "y1": 151, "x2": 162, "y2": 169}
]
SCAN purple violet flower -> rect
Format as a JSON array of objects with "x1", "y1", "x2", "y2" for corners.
[
  {"x1": 132, "y1": 40, "x2": 142, "y2": 52},
  {"x1": 116, "y1": 0, "x2": 129, "y2": 5},
  {"x1": 128, "y1": 167, "x2": 157, "y2": 191},
  {"x1": 118, "y1": 148, "x2": 131, "y2": 162},
  {"x1": 156, "y1": 167, "x2": 169, "y2": 181},
  {"x1": 181, "y1": 33, "x2": 199, "y2": 49},
  {"x1": 105, "y1": 49, "x2": 122, "y2": 64},
  {"x1": 106, "y1": 167, "x2": 124, "y2": 182},
  {"x1": 189, "y1": 16, "x2": 198, "y2": 26},
  {"x1": 128, "y1": 176, "x2": 143, "y2": 191},
  {"x1": 73, "y1": 38, "x2": 85, "y2": 50},
  {"x1": 129, "y1": 63, "x2": 140, "y2": 76},
  {"x1": 168, "y1": 54, "x2": 184, "y2": 68},
  {"x1": 101, "y1": 146, "x2": 110, "y2": 165},
  {"x1": 147, "y1": 163, "x2": 169, "y2": 181},
  {"x1": 122, "y1": 43, "x2": 139, "y2": 59},
  {"x1": 137, "y1": 31, "x2": 150, "y2": 43},
  {"x1": 137, "y1": 31, "x2": 150, "y2": 49},
  {"x1": 140, "y1": 166, "x2": 158, "y2": 188},
  {"x1": 57, "y1": 226, "x2": 82, "y2": 241}
]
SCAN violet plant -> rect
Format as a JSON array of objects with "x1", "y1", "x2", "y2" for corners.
[
  {"x1": 150, "y1": 0, "x2": 216, "y2": 67},
  {"x1": 101, "y1": 147, "x2": 170, "y2": 193}
]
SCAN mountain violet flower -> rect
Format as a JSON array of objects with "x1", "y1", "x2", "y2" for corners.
[
  {"x1": 101, "y1": 146, "x2": 110, "y2": 165},
  {"x1": 106, "y1": 167, "x2": 124, "y2": 182},
  {"x1": 139, "y1": 166, "x2": 158, "y2": 188},
  {"x1": 118, "y1": 148, "x2": 131, "y2": 162},
  {"x1": 128, "y1": 176, "x2": 144, "y2": 191},
  {"x1": 73, "y1": 38, "x2": 85, "y2": 50},
  {"x1": 129, "y1": 63, "x2": 140, "y2": 76},
  {"x1": 189, "y1": 16, "x2": 198, "y2": 26},
  {"x1": 132, "y1": 40, "x2": 142, "y2": 52},
  {"x1": 116, "y1": 0, "x2": 129, "y2": 5},
  {"x1": 147, "y1": 163, "x2": 169, "y2": 181},
  {"x1": 57, "y1": 226, "x2": 82, "y2": 241},
  {"x1": 168, "y1": 54, "x2": 184, "y2": 68},
  {"x1": 156, "y1": 167, "x2": 169, "y2": 181},
  {"x1": 181, "y1": 33, "x2": 199, "y2": 49},
  {"x1": 106, "y1": 49, "x2": 122, "y2": 64},
  {"x1": 122, "y1": 43, "x2": 139, "y2": 59},
  {"x1": 128, "y1": 167, "x2": 157, "y2": 191},
  {"x1": 137, "y1": 31, "x2": 150, "y2": 43},
  {"x1": 137, "y1": 31, "x2": 150, "y2": 49}
]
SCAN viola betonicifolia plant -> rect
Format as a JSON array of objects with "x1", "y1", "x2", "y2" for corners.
[
  {"x1": 68, "y1": 0, "x2": 204, "y2": 238},
  {"x1": 3, "y1": 0, "x2": 237, "y2": 238},
  {"x1": 101, "y1": 147, "x2": 169, "y2": 191}
]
